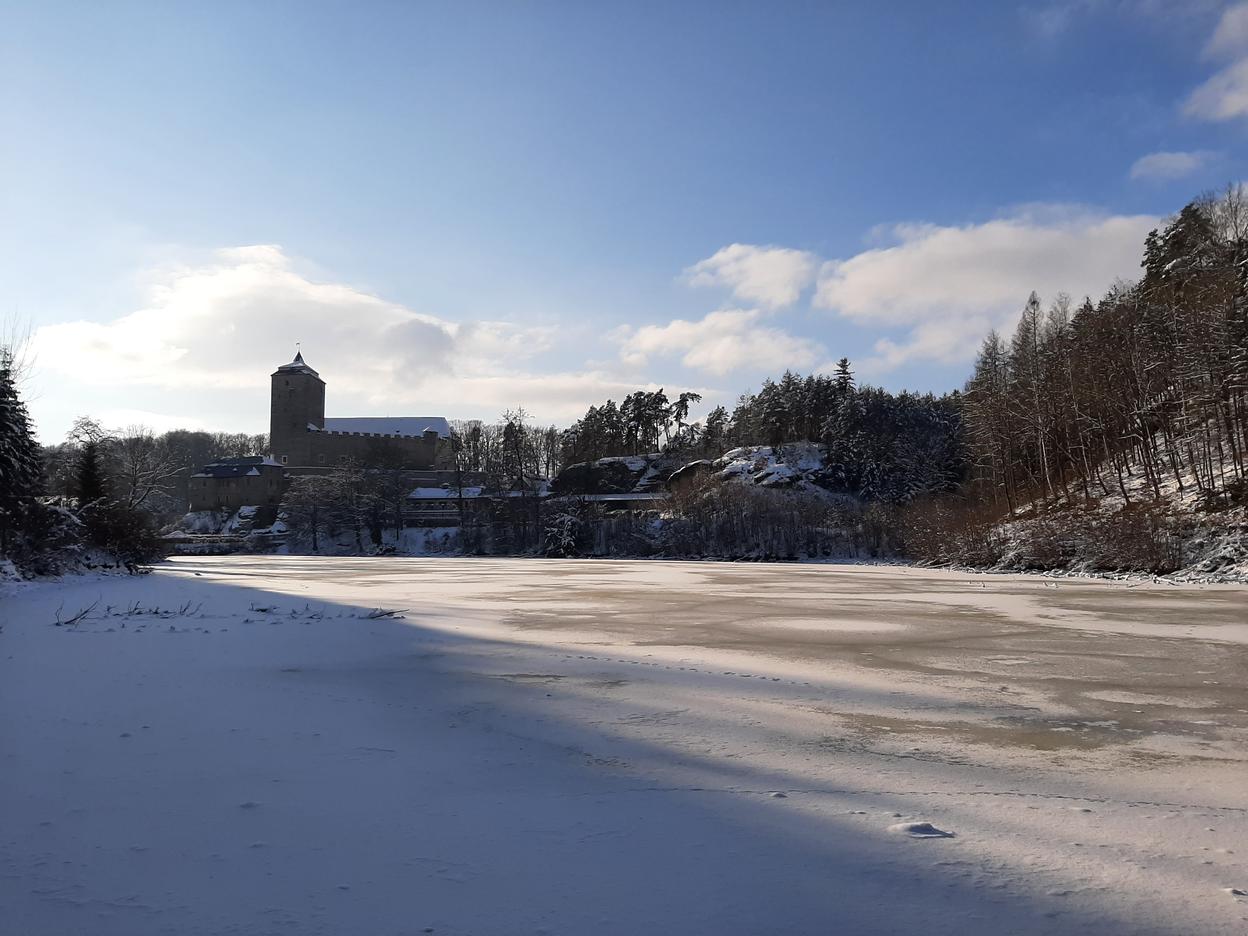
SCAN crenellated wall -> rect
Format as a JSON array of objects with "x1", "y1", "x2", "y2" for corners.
[{"x1": 296, "y1": 427, "x2": 440, "y2": 469}]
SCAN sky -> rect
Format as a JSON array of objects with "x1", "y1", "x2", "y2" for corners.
[{"x1": 3, "y1": 0, "x2": 1247, "y2": 441}]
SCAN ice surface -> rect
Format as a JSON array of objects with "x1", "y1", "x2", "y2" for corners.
[{"x1": 3, "y1": 558, "x2": 1246, "y2": 935}]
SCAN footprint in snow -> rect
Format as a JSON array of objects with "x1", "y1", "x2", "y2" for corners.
[{"x1": 889, "y1": 821, "x2": 955, "y2": 839}]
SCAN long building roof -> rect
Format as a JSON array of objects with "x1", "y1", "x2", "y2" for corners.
[{"x1": 319, "y1": 416, "x2": 451, "y2": 439}]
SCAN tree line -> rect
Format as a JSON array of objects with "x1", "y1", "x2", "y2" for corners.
[
  {"x1": 558, "y1": 389, "x2": 705, "y2": 465},
  {"x1": 964, "y1": 187, "x2": 1248, "y2": 514},
  {"x1": 42, "y1": 420, "x2": 268, "y2": 518},
  {"x1": 557, "y1": 361, "x2": 965, "y2": 504},
  {"x1": 445, "y1": 410, "x2": 561, "y2": 487},
  {"x1": 0, "y1": 358, "x2": 168, "y2": 573}
]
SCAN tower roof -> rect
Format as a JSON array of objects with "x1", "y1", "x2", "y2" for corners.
[{"x1": 272, "y1": 350, "x2": 322, "y2": 379}]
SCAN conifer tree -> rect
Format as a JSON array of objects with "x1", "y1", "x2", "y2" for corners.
[
  {"x1": 0, "y1": 348, "x2": 43, "y2": 555},
  {"x1": 75, "y1": 440, "x2": 108, "y2": 505}
]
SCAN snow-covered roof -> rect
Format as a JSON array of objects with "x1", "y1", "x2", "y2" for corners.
[
  {"x1": 320, "y1": 416, "x2": 451, "y2": 439},
  {"x1": 408, "y1": 486, "x2": 483, "y2": 500},
  {"x1": 406, "y1": 485, "x2": 545, "y2": 500},
  {"x1": 562, "y1": 492, "x2": 668, "y2": 502},
  {"x1": 192, "y1": 457, "x2": 285, "y2": 479}
]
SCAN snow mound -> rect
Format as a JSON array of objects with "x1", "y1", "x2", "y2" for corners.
[
  {"x1": 179, "y1": 510, "x2": 228, "y2": 535},
  {"x1": 888, "y1": 821, "x2": 955, "y2": 839}
]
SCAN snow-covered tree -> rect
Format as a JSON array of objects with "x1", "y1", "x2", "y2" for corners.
[{"x1": 0, "y1": 347, "x2": 43, "y2": 558}]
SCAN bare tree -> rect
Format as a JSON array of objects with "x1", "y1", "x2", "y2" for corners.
[{"x1": 112, "y1": 426, "x2": 180, "y2": 509}]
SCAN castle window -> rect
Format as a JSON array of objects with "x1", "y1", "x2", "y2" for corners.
[
  {"x1": 279, "y1": 455, "x2": 288, "y2": 464},
  {"x1": 318, "y1": 454, "x2": 326, "y2": 464}
]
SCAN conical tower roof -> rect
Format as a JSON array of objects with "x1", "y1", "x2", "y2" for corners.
[{"x1": 272, "y1": 350, "x2": 321, "y2": 378}]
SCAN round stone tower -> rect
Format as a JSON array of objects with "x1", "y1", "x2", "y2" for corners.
[{"x1": 269, "y1": 351, "x2": 325, "y2": 466}]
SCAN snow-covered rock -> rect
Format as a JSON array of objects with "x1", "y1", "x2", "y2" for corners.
[{"x1": 712, "y1": 443, "x2": 845, "y2": 497}]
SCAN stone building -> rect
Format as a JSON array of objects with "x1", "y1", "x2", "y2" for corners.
[
  {"x1": 269, "y1": 352, "x2": 449, "y2": 469},
  {"x1": 187, "y1": 352, "x2": 451, "y2": 511},
  {"x1": 187, "y1": 457, "x2": 287, "y2": 512}
]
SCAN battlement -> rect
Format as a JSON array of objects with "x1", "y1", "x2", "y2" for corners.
[{"x1": 311, "y1": 427, "x2": 442, "y2": 441}]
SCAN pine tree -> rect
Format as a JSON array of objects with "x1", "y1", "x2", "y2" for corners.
[
  {"x1": 833, "y1": 358, "x2": 855, "y2": 394},
  {"x1": 75, "y1": 440, "x2": 108, "y2": 505},
  {"x1": 0, "y1": 348, "x2": 44, "y2": 555}
]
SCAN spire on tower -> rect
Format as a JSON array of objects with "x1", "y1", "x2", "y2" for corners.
[{"x1": 273, "y1": 348, "x2": 320, "y2": 379}]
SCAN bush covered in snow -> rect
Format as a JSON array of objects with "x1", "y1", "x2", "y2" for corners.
[{"x1": 542, "y1": 510, "x2": 582, "y2": 557}]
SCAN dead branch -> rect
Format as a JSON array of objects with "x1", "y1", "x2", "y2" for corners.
[
  {"x1": 54, "y1": 599, "x2": 99, "y2": 627},
  {"x1": 365, "y1": 608, "x2": 409, "y2": 619}
]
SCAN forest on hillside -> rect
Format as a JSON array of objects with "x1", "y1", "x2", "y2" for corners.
[
  {"x1": 557, "y1": 363, "x2": 965, "y2": 506},
  {"x1": 963, "y1": 190, "x2": 1248, "y2": 513}
]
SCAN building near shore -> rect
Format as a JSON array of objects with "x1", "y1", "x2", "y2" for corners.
[
  {"x1": 187, "y1": 456, "x2": 287, "y2": 513},
  {"x1": 269, "y1": 352, "x2": 449, "y2": 469},
  {"x1": 187, "y1": 352, "x2": 452, "y2": 512}
]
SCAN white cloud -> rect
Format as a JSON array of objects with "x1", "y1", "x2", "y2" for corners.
[
  {"x1": 99, "y1": 408, "x2": 213, "y2": 433},
  {"x1": 30, "y1": 245, "x2": 558, "y2": 392},
  {"x1": 440, "y1": 372, "x2": 701, "y2": 418},
  {"x1": 1204, "y1": 1, "x2": 1248, "y2": 58},
  {"x1": 1186, "y1": 3, "x2": 1248, "y2": 121},
  {"x1": 28, "y1": 245, "x2": 628, "y2": 430},
  {"x1": 1129, "y1": 149, "x2": 1216, "y2": 180},
  {"x1": 1020, "y1": 0, "x2": 1217, "y2": 40},
  {"x1": 615, "y1": 308, "x2": 824, "y2": 377},
  {"x1": 858, "y1": 319, "x2": 998, "y2": 375},
  {"x1": 33, "y1": 245, "x2": 458, "y2": 394},
  {"x1": 683, "y1": 244, "x2": 817, "y2": 310},
  {"x1": 813, "y1": 207, "x2": 1157, "y2": 371},
  {"x1": 1020, "y1": 2, "x2": 1082, "y2": 40},
  {"x1": 1185, "y1": 58, "x2": 1248, "y2": 120}
]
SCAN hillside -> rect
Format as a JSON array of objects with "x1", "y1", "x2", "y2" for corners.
[{"x1": 907, "y1": 445, "x2": 1248, "y2": 581}]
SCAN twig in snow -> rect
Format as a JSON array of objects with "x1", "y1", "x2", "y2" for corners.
[
  {"x1": 365, "y1": 608, "x2": 409, "y2": 619},
  {"x1": 54, "y1": 599, "x2": 99, "y2": 627}
]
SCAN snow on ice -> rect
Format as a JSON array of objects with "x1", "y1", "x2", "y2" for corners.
[{"x1": 2, "y1": 557, "x2": 1247, "y2": 935}]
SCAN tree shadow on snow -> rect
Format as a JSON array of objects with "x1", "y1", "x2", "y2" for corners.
[{"x1": 2, "y1": 557, "x2": 1215, "y2": 936}]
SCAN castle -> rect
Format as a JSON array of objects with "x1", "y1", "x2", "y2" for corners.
[
  {"x1": 187, "y1": 352, "x2": 450, "y2": 512},
  {"x1": 269, "y1": 351, "x2": 449, "y2": 469}
]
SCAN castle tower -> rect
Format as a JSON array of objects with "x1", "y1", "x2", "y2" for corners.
[{"x1": 269, "y1": 351, "x2": 325, "y2": 466}]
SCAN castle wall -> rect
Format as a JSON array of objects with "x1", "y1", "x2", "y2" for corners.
[{"x1": 300, "y1": 429, "x2": 439, "y2": 469}]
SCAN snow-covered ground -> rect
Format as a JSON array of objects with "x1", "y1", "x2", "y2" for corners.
[{"x1": 3, "y1": 558, "x2": 1246, "y2": 935}]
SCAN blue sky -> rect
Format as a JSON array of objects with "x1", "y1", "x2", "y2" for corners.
[{"x1": 3, "y1": 0, "x2": 1245, "y2": 440}]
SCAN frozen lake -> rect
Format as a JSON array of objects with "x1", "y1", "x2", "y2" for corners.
[{"x1": 3, "y1": 557, "x2": 1246, "y2": 935}]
